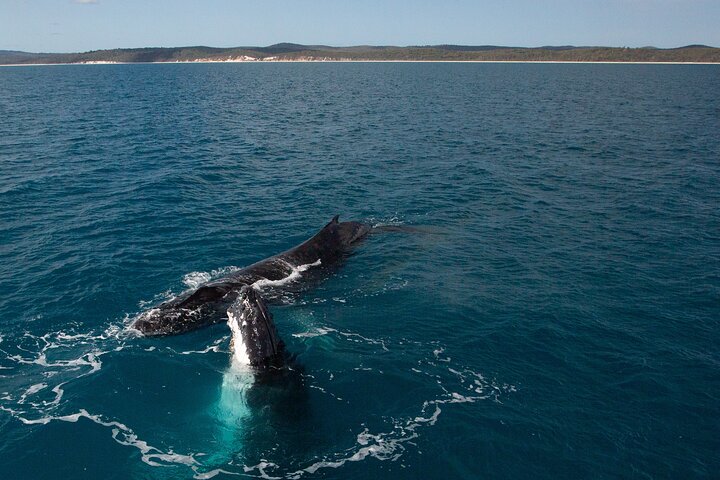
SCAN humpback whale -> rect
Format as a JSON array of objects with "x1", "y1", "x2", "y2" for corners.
[{"x1": 133, "y1": 215, "x2": 371, "y2": 365}]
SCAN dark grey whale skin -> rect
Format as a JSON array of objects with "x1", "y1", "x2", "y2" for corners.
[
  {"x1": 132, "y1": 216, "x2": 370, "y2": 337},
  {"x1": 229, "y1": 285, "x2": 286, "y2": 368}
]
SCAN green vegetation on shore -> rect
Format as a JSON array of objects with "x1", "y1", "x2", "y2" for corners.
[{"x1": 2, "y1": 43, "x2": 719, "y2": 64}]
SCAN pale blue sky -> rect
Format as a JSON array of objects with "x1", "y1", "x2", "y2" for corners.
[{"x1": 1, "y1": 0, "x2": 718, "y2": 53}]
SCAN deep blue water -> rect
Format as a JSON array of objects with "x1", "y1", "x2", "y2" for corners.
[{"x1": 1, "y1": 63, "x2": 719, "y2": 479}]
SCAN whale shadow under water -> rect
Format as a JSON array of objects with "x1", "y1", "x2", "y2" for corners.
[{"x1": 209, "y1": 352, "x2": 315, "y2": 468}]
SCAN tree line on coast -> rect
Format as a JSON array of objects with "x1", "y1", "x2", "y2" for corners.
[{"x1": 2, "y1": 43, "x2": 719, "y2": 64}]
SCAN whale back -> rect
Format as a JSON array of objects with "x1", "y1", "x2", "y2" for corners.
[
  {"x1": 132, "y1": 216, "x2": 371, "y2": 336},
  {"x1": 281, "y1": 215, "x2": 371, "y2": 266}
]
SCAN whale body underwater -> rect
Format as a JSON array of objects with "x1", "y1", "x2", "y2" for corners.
[{"x1": 132, "y1": 216, "x2": 373, "y2": 367}]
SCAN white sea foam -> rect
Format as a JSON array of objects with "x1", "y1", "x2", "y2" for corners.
[
  {"x1": 19, "y1": 383, "x2": 47, "y2": 403},
  {"x1": 183, "y1": 266, "x2": 242, "y2": 290},
  {"x1": 176, "y1": 336, "x2": 227, "y2": 355},
  {"x1": 47, "y1": 383, "x2": 65, "y2": 406},
  {"x1": 309, "y1": 384, "x2": 344, "y2": 402},
  {"x1": 368, "y1": 214, "x2": 405, "y2": 228},
  {"x1": 292, "y1": 327, "x2": 336, "y2": 338},
  {"x1": 0, "y1": 270, "x2": 515, "y2": 480},
  {"x1": 288, "y1": 428, "x2": 412, "y2": 478},
  {"x1": 272, "y1": 342, "x2": 516, "y2": 479},
  {"x1": 137, "y1": 266, "x2": 243, "y2": 313},
  {"x1": 285, "y1": 399, "x2": 466, "y2": 477},
  {"x1": 292, "y1": 326, "x2": 389, "y2": 351},
  {"x1": 8, "y1": 342, "x2": 104, "y2": 379},
  {"x1": 193, "y1": 468, "x2": 242, "y2": 479},
  {"x1": 433, "y1": 347, "x2": 451, "y2": 362},
  {"x1": 137, "y1": 290, "x2": 174, "y2": 309},
  {"x1": 251, "y1": 259, "x2": 321, "y2": 290},
  {"x1": 183, "y1": 271, "x2": 212, "y2": 289},
  {"x1": 0, "y1": 406, "x2": 200, "y2": 467},
  {"x1": 0, "y1": 324, "x2": 137, "y2": 438},
  {"x1": 0, "y1": 320, "x2": 221, "y2": 475},
  {"x1": 243, "y1": 461, "x2": 282, "y2": 479}
]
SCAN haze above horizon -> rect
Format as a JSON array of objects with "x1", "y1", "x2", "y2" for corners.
[{"x1": 2, "y1": 0, "x2": 719, "y2": 53}]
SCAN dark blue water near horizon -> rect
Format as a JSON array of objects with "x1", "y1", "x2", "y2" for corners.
[{"x1": 0, "y1": 63, "x2": 718, "y2": 479}]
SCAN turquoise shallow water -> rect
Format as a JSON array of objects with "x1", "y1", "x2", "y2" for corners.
[{"x1": 0, "y1": 63, "x2": 719, "y2": 479}]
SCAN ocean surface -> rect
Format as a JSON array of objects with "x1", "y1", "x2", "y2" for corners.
[{"x1": 0, "y1": 63, "x2": 718, "y2": 479}]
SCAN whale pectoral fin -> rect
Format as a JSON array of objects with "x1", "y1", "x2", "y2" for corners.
[{"x1": 228, "y1": 286, "x2": 285, "y2": 367}]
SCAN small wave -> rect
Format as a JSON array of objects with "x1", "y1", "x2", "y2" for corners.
[
  {"x1": 0, "y1": 406, "x2": 200, "y2": 468},
  {"x1": 138, "y1": 266, "x2": 243, "y2": 311},
  {"x1": 1, "y1": 271, "x2": 513, "y2": 480},
  {"x1": 138, "y1": 290, "x2": 174, "y2": 309},
  {"x1": 433, "y1": 347, "x2": 451, "y2": 362},
  {"x1": 293, "y1": 326, "x2": 389, "y2": 351},
  {"x1": 282, "y1": 363, "x2": 512, "y2": 479},
  {"x1": 194, "y1": 468, "x2": 243, "y2": 479},
  {"x1": 0, "y1": 321, "x2": 204, "y2": 470},
  {"x1": 0, "y1": 322, "x2": 217, "y2": 475},
  {"x1": 292, "y1": 327, "x2": 336, "y2": 338},
  {"x1": 0, "y1": 324, "x2": 137, "y2": 428},
  {"x1": 308, "y1": 384, "x2": 345, "y2": 402},
  {"x1": 2, "y1": 318, "x2": 513, "y2": 479},
  {"x1": 243, "y1": 461, "x2": 283, "y2": 480},
  {"x1": 368, "y1": 214, "x2": 406, "y2": 228},
  {"x1": 251, "y1": 331, "x2": 513, "y2": 479},
  {"x1": 173, "y1": 335, "x2": 229, "y2": 356}
]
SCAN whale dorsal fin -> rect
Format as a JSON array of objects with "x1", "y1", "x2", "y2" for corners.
[{"x1": 319, "y1": 215, "x2": 340, "y2": 232}]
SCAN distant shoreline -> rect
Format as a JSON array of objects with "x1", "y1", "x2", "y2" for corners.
[
  {"x1": 2, "y1": 44, "x2": 719, "y2": 65},
  {"x1": 2, "y1": 60, "x2": 719, "y2": 67}
]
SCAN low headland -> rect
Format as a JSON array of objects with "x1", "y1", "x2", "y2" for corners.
[{"x1": 2, "y1": 43, "x2": 719, "y2": 65}]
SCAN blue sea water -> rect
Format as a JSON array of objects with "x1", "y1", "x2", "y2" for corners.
[{"x1": 0, "y1": 62, "x2": 718, "y2": 479}]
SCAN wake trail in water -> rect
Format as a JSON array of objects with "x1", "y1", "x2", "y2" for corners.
[
  {"x1": 1, "y1": 260, "x2": 515, "y2": 479},
  {"x1": 0, "y1": 321, "x2": 212, "y2": 470},
  {"x1": 236, "y1": 326, "x2": 515, "y2": 479}
]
